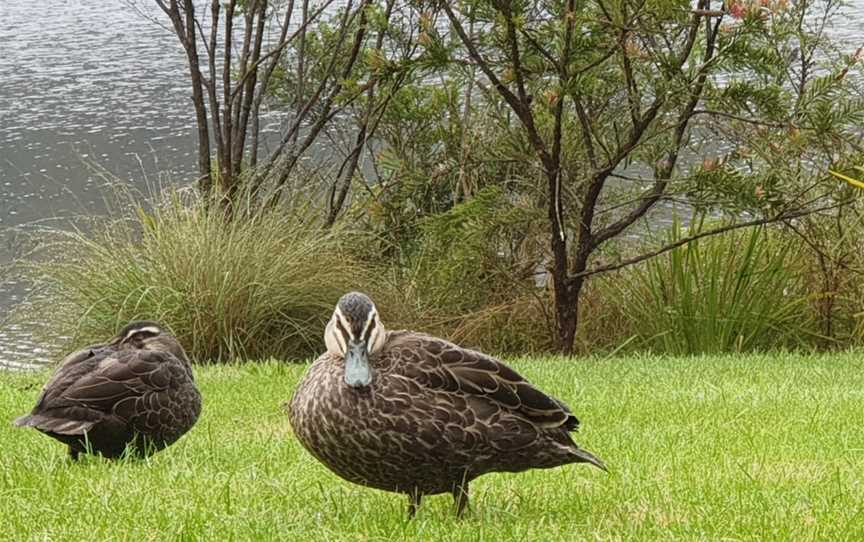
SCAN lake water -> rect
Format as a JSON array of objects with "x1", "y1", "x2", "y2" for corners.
[{"x1": 1, "y1": 0, "x2": 862, "y2": 368}]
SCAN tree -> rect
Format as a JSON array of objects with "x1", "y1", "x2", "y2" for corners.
[
  {"x1": 149, "y1": 0, "x2": 405, "y2": 212},
  {"x1": 434, "y1": 0, "x2": 862, "y2": 352},
  {"x1": 142, "y1": 0, "x2": 861, "y2": 353}
]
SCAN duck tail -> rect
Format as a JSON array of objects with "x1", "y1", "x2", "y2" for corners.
[
  {"x1": 572, "y1": 447, "x2": 607, "y2": 471},
  {"x1": 13, "y1": 413, "x2": 38, "y2": 428},
  {"x1": 13, "y1": 413, "x2": 94, "y2": 435}
]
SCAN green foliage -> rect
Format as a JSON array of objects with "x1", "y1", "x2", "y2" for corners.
[
  {"x1": 17, "y1": 188, "x2": 371, "y2": 363},
  {"x1": 376, "y1": 186, "x2": 552, "y2": 353},
  {"x1": 12, "y1": 0, "x2": 864, "y2": 358},
  {"x1": 411, "y1": 187, "x2": 535, "y2": 310},
  {"x1": 357, "y1": 78, "x2": 538, "y2": 256},
  {"x1": 794, "y1": 201, "x2": 864, "y2": 348},
  {"x1": 614, "y1": 219, "x2": 812, "y2": 355},
  {"x1": 3, "y1": 354, "x2": 864, "y2": 539},
  {"x1": 257, "y1": 0, "x2": 863, "y2": 354}
]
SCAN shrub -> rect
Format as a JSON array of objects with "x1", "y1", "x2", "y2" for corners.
[
  {"x1": 17, "y1": 187, "x2": 372, "y2": 363},
  {"x1": 369, "y1": 186, "x2": 554, "y2": 354},
  {"x1": 792, "y1": 202, "x2": 864, "y2": 348}
]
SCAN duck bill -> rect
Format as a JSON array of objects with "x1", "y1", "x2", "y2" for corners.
[{"x1": 344, "y1": 341, "x2": 372, "y2": 388}]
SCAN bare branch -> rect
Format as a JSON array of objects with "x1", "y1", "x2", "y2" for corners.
[
  {"x1": 572, "y1": 94, "x2": 598, "y2": 169},
  {"x1": 253, "y1": 0, "x2": 361, "y2": 188},
  {"x1": 441, "y1": 3, "x2": 552, "y2": 167},
  {"x1": 586, "y1": 0, "x2": 717, "y2": 254},
  {"x1": 251, "y1": 0, "x2": 296, "y2": 166},
  {"x1": 161, "y1": 0, "x2": 212, "y2": 191},
  {"x1": 230, "y1": 0, "x2": 339, "y2": 102},
  {"x1": 499, "y1": 1, "x2": 530, "y2": 109},
  {"x1": 574, "y1": 201, "x2": 851, "y2": 279},
  {"x1": 221, "y1": 0, "x2": 236, "y2": 180},
  {"x1": 263, "y1": 0, "x2": 373, "y2": 203},
  {"x1": 327, "y1": 0, "x2": 400, "y2": 226},
  {"x1": 206, "y1": 0, "x2": 224, "y2": 176}
]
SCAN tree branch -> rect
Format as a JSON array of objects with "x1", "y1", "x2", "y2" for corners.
[
  {"x1": 252, "y1": 0, "x2": 360, "y2": 192},
  {"x1": 264, "y1": 0, "x2": 372, "y2": 205},
  {"x1": 229, "y1": 0, "x2": 338, "y2": 102},
  {"x1": 588, "y1": 0, "x2": 717, "y2": 252},
  {"x1": 326, "y1": 0, "x2": 399, "y2": 226},
  {"x1": 441, "y1": 3, "x2": 552, "y2": 167},
  {"x1": 573, "y1": 201, "x2": 851, "y2": 279},
  {"x1": 250, "y1": 0, "x2": 295, "y2": 167}
]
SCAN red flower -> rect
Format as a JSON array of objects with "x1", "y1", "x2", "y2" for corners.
[{"x1": 729, "y1": 1, "x2": 747, "y2": 18}]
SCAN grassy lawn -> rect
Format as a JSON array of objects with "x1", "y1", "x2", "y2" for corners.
[{"x1": 1, "y1": 353, "x2": 863, "y2": 541}]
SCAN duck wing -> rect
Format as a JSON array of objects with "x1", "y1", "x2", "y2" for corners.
[
  {"x1": 16, "y1": 349, "x2": 190, "y2": 436},
  {"x1": 388, "y1": 333, "x2": 579, "y2": 431},
  {"x1": 30, "y1": 343, "x2": 111, "y2": 409}
]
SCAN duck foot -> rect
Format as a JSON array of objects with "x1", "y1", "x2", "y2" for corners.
[
  {"x1": 68, "y1": 447, "x2": 80, "y2": 461},
  {"x1": 407, "y1": 491, "x2": 423, "y2": 519}
]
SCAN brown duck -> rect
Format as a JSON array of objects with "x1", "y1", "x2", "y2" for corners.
[
  {"x1": 14, "y1": 321, "x2": 201, "y2": 460},
  {"x1": 288, "y1": 292, "x2": 605, "y2": 517}
]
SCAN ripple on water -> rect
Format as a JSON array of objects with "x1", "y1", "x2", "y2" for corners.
[{"x1": 0, "y1": 2, "x2": 210, "y2": 369}]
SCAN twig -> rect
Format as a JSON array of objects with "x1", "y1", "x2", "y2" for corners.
[{"x1": 572, "y1": 201, "x2": 851, "y2": 278}]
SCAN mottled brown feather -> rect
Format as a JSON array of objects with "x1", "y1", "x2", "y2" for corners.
[
  {"x1": 15, "y1": 336, "x2": 201, "y2": 459},
  {"x1": 288, "y1": 326, "x2": 605, "y2": 508},
  {"x1": 389, "y1": 332, "x2": 577, "y2": 429}
]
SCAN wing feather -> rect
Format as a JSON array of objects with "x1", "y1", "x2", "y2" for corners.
[
  {"x1": 388, "y1": 333, "x2": 579, "y2": 430},
  {"x1": 33, "y1": 350, "x2": 181, "y2": 423}
]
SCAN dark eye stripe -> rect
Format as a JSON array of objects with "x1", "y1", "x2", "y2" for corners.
[
  {"x1": 122, "y1": 330, "x2": 158, "y2": 344},
  {"x1": 335, "y1": 319, "x2": 351, "y2": 341},
  {"x1": 362, "y1": 318, "x2": 376, "y2": 342}
]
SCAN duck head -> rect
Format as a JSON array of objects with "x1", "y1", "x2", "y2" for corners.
[
  {"x1": 325, "y1": 292, "x2": 386, "y2": 389},
  {"x1": 110, "y1": 320, "x2": 190, "y2": 363}
]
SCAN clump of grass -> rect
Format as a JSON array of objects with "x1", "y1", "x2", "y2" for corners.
[
  {"x1": 614, "y1": 218, "x2": 813, "y2": 355},
  {"x1": 420, "y1": 294, "x2": 556, "y2": 354},
  {"x1": 16, "y1": 187, "x2": 372, "y2": 363}
]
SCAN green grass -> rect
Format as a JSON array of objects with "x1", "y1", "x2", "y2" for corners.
[{"x1": 2, "y1": 353, "x2": 863, "y2": 541}]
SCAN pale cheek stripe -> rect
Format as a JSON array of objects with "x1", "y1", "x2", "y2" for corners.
[
  {"x1": 332, "y1": 323, "x2": 347, "y2": 352},
  {"x1": 334, "y1": 306, "x2": 355, "y2": 342},
  {"x1": 361, "y1": 309, "x2": 377, "y2": 342},
  {"x1": 367, "y1": 327, "x2": 378, "y2": 352},
  {"x1": 124, "y1": 326, "x2": 161, "y2": 341}
]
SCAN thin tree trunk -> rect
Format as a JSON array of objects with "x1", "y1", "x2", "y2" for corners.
[
  {"x1": 206, "y1": 0, "x2": 224, "y2": 186},
  {"x1": 293, "y1": 0, "x2": 310, "y2": 146},
  {"x1": 220, "y1": 0, "x2": 236, "y2": 190},
  {"x1": 325, "y1": 0, "x2": 396, "y2": 226},
  {"x1": 158, "y1": 0, "x2": 213, "y2": 192},
  {"x1": 233, "y1": 0, "x2": 266, "y2": 179},
  {"x1": 250, "y1": 0, "x2": 295, "y2": 168}
]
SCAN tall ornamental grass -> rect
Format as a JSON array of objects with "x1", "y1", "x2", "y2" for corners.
[
  {"x1": 18, "y1": 188, "x2": 371, "y2": 363},
  {"x1": 614, "y1": 219, "x2": 814, "y2": 355}
]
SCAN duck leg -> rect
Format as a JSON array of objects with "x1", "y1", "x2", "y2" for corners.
[
  {"x1": 68, "y1": 446, "x2": 80, "y2": 461},
  {"x1": 407, "y1": 490, "x2": 423, "y2": 519},
  {"x1": 452, "y1": 480, "x2": 469, "y2": 518}
]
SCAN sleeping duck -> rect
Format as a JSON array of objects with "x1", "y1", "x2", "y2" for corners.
[{"x1": 14, "y1": 321, "x2": 201, "y2": 460}]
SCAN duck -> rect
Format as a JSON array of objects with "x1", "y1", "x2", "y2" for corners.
[
  {"x1": 14, "y1": 321, "x2": 202, "y2": 460},
  {"x1": 288, "y1": 292, "x2": 605, "y2": 517}
]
